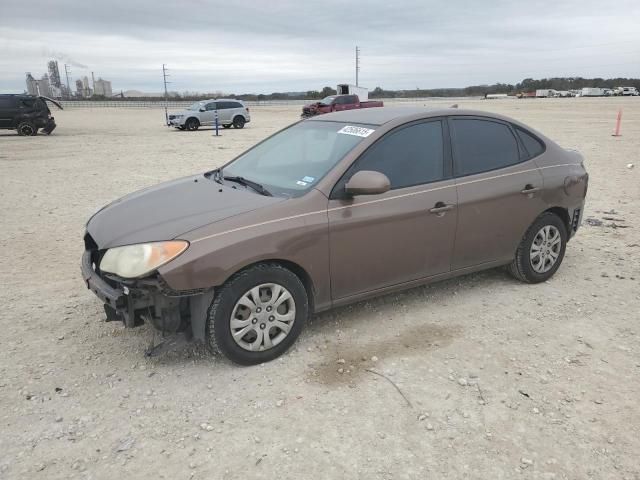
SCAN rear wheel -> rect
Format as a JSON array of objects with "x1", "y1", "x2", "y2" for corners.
[
  {"x1": 232, "y1": 116, "x2": 245, "y2": 129},
  {"x1": 206, "y1": 264, "x2": 308, "y2": 365},
  {"x1": 17, "y1": 121, "x2": 37, "y2": 136},
  {"x1": 509, "y1": 212, "x2": 567, "y2": 283},
  {"x1": 185, "y1": 118, "x2": 199, "y2": 131}
]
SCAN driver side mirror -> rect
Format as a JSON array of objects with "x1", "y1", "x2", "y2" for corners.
[
  {"x1": 199, "y1": 108, "x2": 206, "y2": 112},
  {"x1": 345, "y1": 170, "x2": 391, "y2": 196}
]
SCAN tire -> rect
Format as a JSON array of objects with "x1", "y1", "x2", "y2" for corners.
[
  {"x1": 232, "y1": 116, "x2": 245, "y2": 129},
  {"x1": 222, "y1": 124, "x2": 232, "y2": 129},
  {"x1": 185, "y1": 118, "x2": 200, "y2": 131},
  {"x1": 206, "y1": 263, "x2": 308, "y2": 365},
  {"x1": 509, "y1": 212, "x2": 568, "y2": 283},
  {"x1": 17, "y1": 121, "x2": 37, "y2": 136}
]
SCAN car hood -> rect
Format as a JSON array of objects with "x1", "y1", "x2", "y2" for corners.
[
  {"x1": 86, "y1": 175, "x2": 284, "y2": 249},
  {"x1": 170, "y1": 110, "x2": 193, "y2": 117}
]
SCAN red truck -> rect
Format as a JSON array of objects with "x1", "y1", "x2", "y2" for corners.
[{"x1": 301, "y1": 94, "x2": 384, "y2": 118}]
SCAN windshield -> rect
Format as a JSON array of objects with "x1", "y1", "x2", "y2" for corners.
[
  {"x1": 187, "y1": 101, "x2": 203, "y2": 111},
  {"x1": 319, "y1": 96, "x2": 336, "y2": 105},
  {"x1": 222, "y1": 121, "x2": 376, "y2": 197}
]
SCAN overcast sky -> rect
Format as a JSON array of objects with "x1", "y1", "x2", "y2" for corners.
[{"x1": 1, "y1": 0, "x2": 639, "y2": 94}]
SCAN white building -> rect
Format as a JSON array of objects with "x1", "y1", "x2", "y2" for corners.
[{"x1": 94, "y1": 78, "x2": 113, "y2": 97}]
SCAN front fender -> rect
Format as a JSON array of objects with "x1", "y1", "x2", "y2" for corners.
[{"x1": 158, "y1": 193, "x2": 332, "y2": 311}]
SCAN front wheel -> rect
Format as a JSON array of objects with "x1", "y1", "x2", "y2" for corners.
[
  {"x1": 509, "y1": 212, "x2": 568, "y2": 283},
  {"x1": 185, "y1": 118, "x2": 199, "y2": 131},
  {"x1": 206, "y1": 264, "x2": 308, "y2": 365}
]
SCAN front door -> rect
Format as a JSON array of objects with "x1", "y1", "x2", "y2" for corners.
[
  {"x1": 200, "y1": 101, "x2": 217, "y2": 126},
  {"x1": 328, "y1": 119, "x2": 458, "y2": 300},
  {"x1": 448, "y1": 117, "x2": 546, "y2": 269}
]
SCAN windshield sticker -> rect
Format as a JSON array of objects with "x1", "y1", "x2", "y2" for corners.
[
  {"x1": 296, "y1": 180, "x2": 308, "y2": 187},
  {"x1": 337, "y1": 125, "x2": 375, "y2": 138},
  {"x1": 302, "y1": 176, "x2": 315, "y2": 183}
]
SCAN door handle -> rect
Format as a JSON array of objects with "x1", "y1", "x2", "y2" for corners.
[
  {"x1": 521, "y1": 185, "x2": 540, "y2": 195},
  {"x1": 429, "y1": 203, "x2": 455, "y2": 215}
]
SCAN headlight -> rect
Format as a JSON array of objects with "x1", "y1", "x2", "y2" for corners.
[
  {"x1": 100, "y1": 241, "x2": 189, "y2": 278},
  {"x1": 174, "y1": 115, "x2": 184, "y2": 119}
]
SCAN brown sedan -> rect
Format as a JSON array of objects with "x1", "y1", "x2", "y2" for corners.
[{"x1": 82, "y1": 107, "x2": 588, "y2": 364}]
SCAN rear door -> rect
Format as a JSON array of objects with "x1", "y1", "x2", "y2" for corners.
[
  {"x1": 217, "y1": 101, "x2": 233, "y2": 124},
  {"x1": 328, "y1": 119, "x2": 458, "y2": 300},
  {"x1": 449, "y1": 116, "x2": 546, "y2": 270}
]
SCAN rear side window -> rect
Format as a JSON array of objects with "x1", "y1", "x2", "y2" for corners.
[
  {"x1": 229, "y1": 102, "x2": 243, "y2": 109},
  {"x1": 451, "y1": 119, "x2": 520, "y2": 176},
  {"x1": 351, "y1": 121, "x2": 444, "y2": 189},
  {"x1": 515, "y1": 127, "x2": 545, "y2": 158}
]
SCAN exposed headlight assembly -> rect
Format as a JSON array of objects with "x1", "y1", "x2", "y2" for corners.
[{"x1": 100, "y1": 241, "x2": 188, "y2": 278}]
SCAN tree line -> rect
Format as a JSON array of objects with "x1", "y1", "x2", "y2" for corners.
[{"x1": 81, "y1": 77, "x2": 640, "y2": 101}]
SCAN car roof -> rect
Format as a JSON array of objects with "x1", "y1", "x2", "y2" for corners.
[
  {"x1": 308, "y1": 106, "x2": 521, "y2": 126},
  {"x1": 201, "y1": 98, "x2": 244, "y2": 103}
]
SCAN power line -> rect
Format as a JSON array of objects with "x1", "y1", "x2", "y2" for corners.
[
  {"x1": 355, "y1": 46, "x2": 360, "y2": 86},
  {"x1": 162, "y1": 64, "x2": 171, "y2": 126}
]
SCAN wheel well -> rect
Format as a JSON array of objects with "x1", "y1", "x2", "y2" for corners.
[
  {"x1": 233, "y1": 115, "x2": 245, "y2": 122},
  {"x1": 230, "y1": 260, "x2": 315, "y2": 311},
  {"x1": 544, "y1": 207, "x2": 570, "y2": 231}
]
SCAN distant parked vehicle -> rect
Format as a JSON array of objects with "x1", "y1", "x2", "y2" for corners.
[
  {"x1": 553, "y1": 91, "x2": 575, "y2": 98},
  {"x1": 620, "y1": 87, "x2": 639, "y2": 96},
  {"x1": 301, "y1": 94, "x2": 383, "y2": 118},
  {"x1": 168, "y1": 99, "x2": 250, "y2": 131},
  {"x1": 581, "y1": 87, "x2": 605, "y2": 97},
  {"x1": 0, "y1": 94, "x2": 62, "y2": 136},
  {"x1": 535, "y1": 89, "x2": 557, "y2": 98}
]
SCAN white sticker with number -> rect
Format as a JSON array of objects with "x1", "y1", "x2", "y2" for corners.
[{"x1": 337, "y1": 125, "x2": 375, "y2": 137}]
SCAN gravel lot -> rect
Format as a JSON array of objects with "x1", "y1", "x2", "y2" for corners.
[{"x1": 1, "y1": 98, "x2": 639, "y2": 480}]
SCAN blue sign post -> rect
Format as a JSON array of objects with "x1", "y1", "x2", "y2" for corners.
[{"x1": 214, "y1": 110, "x2": 220, "y2": 136}]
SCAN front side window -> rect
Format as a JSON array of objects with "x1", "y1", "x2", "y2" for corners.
[
  {"x1": 222, "y1": 121, "x2": 375, "y2": 197},
  {"x1": 205, "y1": 102, "x2": 217, "y2": 111},
  {"x1": 319, "y1": 96, "x2": 336, "y2": 105},
  {"x1": 451, "y1": 119, "x2": 520, "y2": 176},
  {"x1": 347, "y1": 121, "x2": 444, "y2": 190}
]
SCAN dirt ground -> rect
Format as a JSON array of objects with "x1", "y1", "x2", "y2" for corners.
[{"x1": 1, "y1": 98, "x2": 639, "y2": 480}]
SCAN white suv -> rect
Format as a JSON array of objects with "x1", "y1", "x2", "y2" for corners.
[{"x1": 168, "y1": 99, "x2": 251, "y2": 130}]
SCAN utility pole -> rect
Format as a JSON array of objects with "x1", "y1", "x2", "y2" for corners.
[
  {"x1": 162, "y1": 64, "x2": 170, "y2": 126},
  {"x1": 355, "y1": 46, "x2": 360, "y2": 87},
  {"x1": 64, "y1": 64, "x2": 72, "y2": 99}
]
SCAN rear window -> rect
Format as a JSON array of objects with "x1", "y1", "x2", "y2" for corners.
[
  {"x1": 515, "y1": 127, "x2": 545, "y2": 158},
  {"x1": 451, "y1": 119, "x2": 521, "y2": 176}
]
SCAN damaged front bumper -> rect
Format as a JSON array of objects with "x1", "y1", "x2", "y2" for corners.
[{"x1": 81, "y1": 250, "x2": 213, "y2": 339}]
